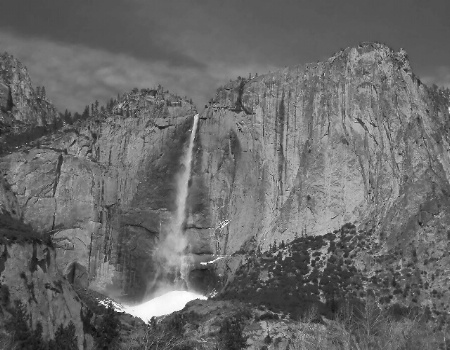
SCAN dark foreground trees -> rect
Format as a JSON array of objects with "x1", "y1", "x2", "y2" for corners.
[{"x1": 2, "y1": 300, "x2": 78, "y2": 350}]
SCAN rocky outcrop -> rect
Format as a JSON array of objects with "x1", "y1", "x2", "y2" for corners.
[
  {"x1": 0, "y1": 88, "x2": 197, "y2": 299},
  {"x1": 0, "y1": 52, "x2": 60, "y2": 153},
  {"x1": 0, "y1": 182, "x2": 92, "y2": 349},
  {"x1": 0, "y1": 239, "x2": 93, "y2": 349},
  {"x1": 189, "y1": 43, "x2": 450, "y2": 299}
]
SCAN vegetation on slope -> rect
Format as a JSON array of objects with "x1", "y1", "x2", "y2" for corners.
[
  {"x1": 428, "y1": 84, "x2": 450, "y2": 113},
  {"x1": 219, "y1": 222, "x2": 448, "y2": 323},
  {"x1": 0, "y1": 212, "x2": 51, "y2": 244},
  {"x1": 0, "y1": 300, "x2": 78, "y2": 350}
]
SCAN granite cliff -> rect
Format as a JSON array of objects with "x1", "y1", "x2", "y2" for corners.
[
  {"x1": 188, "y1": 43, "x2": 450, "y2": 311},
  {"x1": 0, "y1": 87, "x2": 198, "y2": 299},
  {"x1": 1, "y1": 43, "x2": 450, "y2": 328}
]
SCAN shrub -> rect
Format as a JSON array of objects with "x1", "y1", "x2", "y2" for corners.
[
  {"x1": 218, "y1": 314, "x2": 248, "y2": 349},
  {"x1": 135, "y1": 317, "x2": 194, "y2": 350},
  {"x1": 258, "y1": 312, "x2": 279, "y2": 321},
  {"x1": 264, "y1": 333, "x2": 272, "y2": 344}
]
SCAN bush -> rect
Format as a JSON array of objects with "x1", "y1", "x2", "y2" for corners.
[
  {"x1": 131, "y1": 316, "x2": 193, "y2": 350},
  {"x1": 258, "y1": 312, "x2": 279, "y2": 321},
  {"x1": 218, "y1": 314, "x2": 248, "y2": 349}
]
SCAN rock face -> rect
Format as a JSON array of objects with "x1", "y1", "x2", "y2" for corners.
[
  {"x1": 0, "y1": 182, "x2": 92, "y2": 349},
  {"x1": 2, "y1": 43, "x2": 450, "y2": 312},
  {"x1": 0, "y1": 52, "x2": 60, "y2": 153},
  {"x1": 0, "y1": 87, "x2": 197, "y2": 299},
  {"x1": 0, "y1": 240, "x2": 93, "y2": 349},
  {"x1": 189, "y1": 43, "x2": 450, "y2": 299}
]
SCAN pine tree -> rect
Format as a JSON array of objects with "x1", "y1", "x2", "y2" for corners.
[
  {"x1": 272, "y1": 240, "x2": 277, "y2": 252},
  {"x1": 49, "y1": 322, "x2": 78, "y2": 350},
  {"x1": 107, "y1": 98, "x2": 115, "y2": 112},
  {"x1": 6, "y1": 300, "x2": 32, "y2": 346},
  {"x1": 62, "y1": 109, "x2": 72, "y2": 125},
  {"x1": 82, "y1": 105, "x2": 89, "y2": 120},
  {"x1": 33, "y1": 322, "x2": 46, "y2": 350},
  {"x1": 95, "y1": 302, "x2": 120, "y2": 350},
  {"x1": 94, "y1": 100, "x2": 99, "y2": 115},
  {"x1": 4, "y1": 300, "x2": 47, "y2": 349}
]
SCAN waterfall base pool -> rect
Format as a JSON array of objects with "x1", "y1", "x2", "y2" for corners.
[{"x1": 123, "y1": 291, "x2": 206, "y2": 322}]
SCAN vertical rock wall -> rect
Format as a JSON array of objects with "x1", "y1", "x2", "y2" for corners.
[
  {"x1": 1, "y1": 92, "x2": 197, "y2": 299},
  {"x1": 192, "y1": 43, "x2": 450, "y2": 265},
  {"x1": 0, "y1": 176, "x2": 92, "y2": 349}
]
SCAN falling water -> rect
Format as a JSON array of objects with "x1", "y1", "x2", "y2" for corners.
[
  {"x1": 150, "y1": 114, "x2": 199, "y2": 290},
  {"x1": 124, "y1": 115, "x2": 203, "y2": 320},
  {"x1": 173, "y1": 113, "x2": 199, "y2": 282},
  {"x1": 173, "y1": 113, "x2": 199, "y2": 240}
]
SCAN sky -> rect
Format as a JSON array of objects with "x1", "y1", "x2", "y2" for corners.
[{"x1": 0, "y1": 0, "x2": 449, "y2": 112}]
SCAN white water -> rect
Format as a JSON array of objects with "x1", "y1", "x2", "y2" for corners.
[
  {"x1": 124, "y1": 291, "x2": 206, "y2": 322},
  {"x1": 136, "y1": 115, "x2": 201, "y2": 319},
  {"x1": 124, "y1": 115, "x2": 203, "y2": 322},
  {"x1": 173, "y1": 113, "x2": 199, "y2": 246},
  {"x1": 150, "y1": 114, "x2": 199, "y2": 286},
  {"x1": 200, "y1": 256, "x2": 226, "y2": 265}
]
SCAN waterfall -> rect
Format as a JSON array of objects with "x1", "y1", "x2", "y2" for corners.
[
  {"x1": 173, "y1": 113, "x2": 199, "y2": 239},
  {"x1": 173, "y1": 113, "x2": 199, "y2": 283},
  {"x1": 150, "y1": 114, "x2": 199, "y2": 291}
]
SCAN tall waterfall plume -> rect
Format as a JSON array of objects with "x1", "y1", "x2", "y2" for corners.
[
  {"x1": 173, "y1": 113, "x2": 199, "y2": 239},
  {"x1": 150, "y1": 114, "x2": 199, "y2": 291}
]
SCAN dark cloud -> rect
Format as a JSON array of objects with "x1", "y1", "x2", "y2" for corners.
[
  {"x1": 0, "y1": 0, "x2": 205, "y2": 69},
  {"x1": 0, "y1": 0, "x2": 448, "y2": 112},
  {"x1": 422, "y1": 66, "x2": 450, "y2": 89},
  {"x1": 0, "y1": 31, "x2": 273, "y2": 112}
]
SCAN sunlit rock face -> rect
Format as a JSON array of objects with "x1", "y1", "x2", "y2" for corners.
[
  {"x1": 0, "y1": 88, "x2": 198, "y2": 299},
  {"x1": 191, "y1": 43, "x2": 450, "y2": 299}
]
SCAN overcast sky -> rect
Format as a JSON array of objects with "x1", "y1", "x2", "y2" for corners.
[{"x1": 0, "y1": 0, "x2": 449, "y2": 112}]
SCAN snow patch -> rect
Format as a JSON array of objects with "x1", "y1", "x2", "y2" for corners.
[{"x1": 200, "y1": 256, "x2": 225, "y2": 265}]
